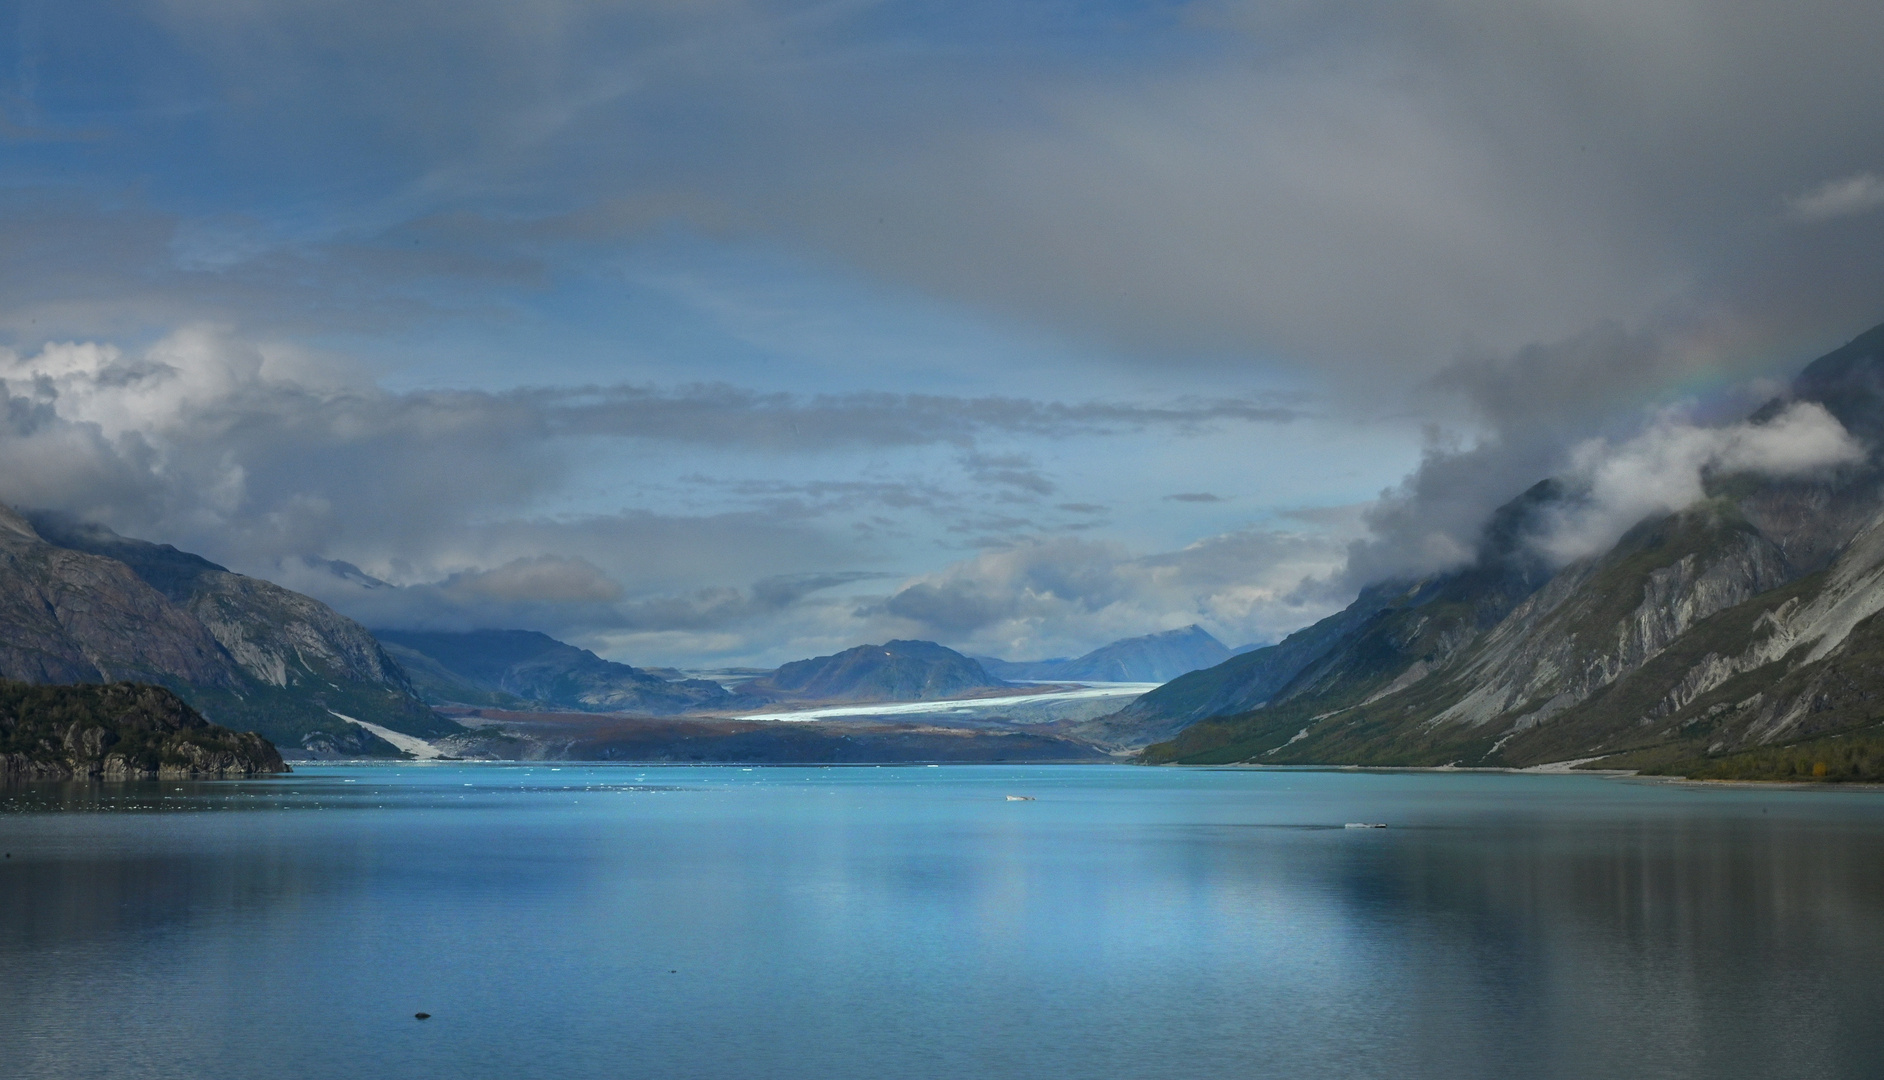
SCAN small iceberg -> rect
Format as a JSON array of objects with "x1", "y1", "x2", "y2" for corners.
[
  {"x1": 1344, "y1": 822, "x2": 1386, "y2": 829},
  {"x1": 1006, "y1": 795, "x2": 1036, "y2": 802}
]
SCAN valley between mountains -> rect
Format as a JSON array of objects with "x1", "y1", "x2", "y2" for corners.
[{"x1": 12, "y1": 325, "x2": 1884, "y2": 780}]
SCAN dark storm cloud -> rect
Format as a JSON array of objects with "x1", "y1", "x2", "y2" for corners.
[{"x1": 16, "y1": 0, "x2": 1884, "y2": 382}]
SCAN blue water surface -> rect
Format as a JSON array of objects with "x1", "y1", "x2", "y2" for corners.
[{"x1": 3, "y1": 764, "x2": 1883, "y2": 1080}]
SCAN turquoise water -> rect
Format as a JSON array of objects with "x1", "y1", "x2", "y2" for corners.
[{"x1": 3, "y1": 764, "x2": 1883, "y2": 1080}]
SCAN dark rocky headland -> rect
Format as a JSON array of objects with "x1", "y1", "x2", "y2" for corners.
[{"x1": 0, "y1": 680, "x2": 288, "y2": 779}]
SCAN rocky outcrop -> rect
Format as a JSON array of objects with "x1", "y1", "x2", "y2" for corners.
[
  {"x1": 1429, "y1": 510, "x2": 1793, "y2": 730},
  {"x1": 0, "y1": 506, "x2": 247, "y2": 688},
  {"x1": 0, "y1": 680, "x2": 288, "y2": 779}
]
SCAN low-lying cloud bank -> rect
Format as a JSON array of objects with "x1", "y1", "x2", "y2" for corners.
[
  {"x1": 272, "y1": 525, "x2": 1357, "y2": 667},
  {"x1": 0, "y1": 326, "x2": 1339, "y2": 664}
]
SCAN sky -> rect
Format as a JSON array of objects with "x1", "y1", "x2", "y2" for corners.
[{"x1": 2, "y1": 0, "x2": 1883, "y2": 667}]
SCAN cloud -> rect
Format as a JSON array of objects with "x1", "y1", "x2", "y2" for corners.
[
  {"x1": 1788, "y1": 174, "x2": 1884, "y2": 223},
  {"x1": 17, "y1": 0, "x2": 1884, "y2": 396},
  {"x1": 1341, "y1": 319, "x2": 1807, "y2": 587},
  {"x1": 958, "y1": 452, "x2": 1056, "y2": 497},
  {"x1": 875, "y1": 528, "x2": 1354, "y2": 660},
  {"x1": 1536, "y1": 401, "x2": 1864, "y2": 562},
  {"x1": 0, "y1": 327, "x2": 1301, "y2": 566},
  {"x1": 1164, "y1": 492, "x2": 1222, "y2": 503},
  {"x1": 0, "y1": 326, "x2": 1330, "y2": 663},
  {"x1": 279, "y1": 551, "x2": 892, "y2": 640}
]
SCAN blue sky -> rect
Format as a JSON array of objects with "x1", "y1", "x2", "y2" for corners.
[{"x1": 4, "y1": 0, "x2": 1884, "y2": 665}]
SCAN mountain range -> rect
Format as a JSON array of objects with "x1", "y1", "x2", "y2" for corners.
[
  {"x1": 16, "y1": 321, "x2": 1884, "y2": 776},
  {"x1": 0, "y1": 508, "x2": 1082, "y2": 761},
  {"x1": 1106, "y1": 321, "x2": 1884, "y2": 781},
  {"x1": 976, "y1": 625, "x2": 1234, "y2": 683},
  {"x1": 375, "y1": 629, "x2": 733, "y2": 714}
]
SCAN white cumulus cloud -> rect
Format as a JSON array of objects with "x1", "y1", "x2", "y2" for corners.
[{"x1": 1538, "y1": 401, "x2": 1865, "y2": 563}]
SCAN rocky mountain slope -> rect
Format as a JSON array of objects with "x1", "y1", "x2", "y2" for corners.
[
  {"x1": 374, "y1": 629, "x2": 732, "y2": 714},
  {"x1": 978, "y1": 625, "x2": 1232, "y2": 683},
  {"x1": 0, "y1": 680, "x2": 288, "y2": 778},
  {"x1": 736, "y1": 640, "x2": 1008, "y2": 704},
  {"x1": 1124, "y1": 321, "x2": 1884, "y2": 777},
  {"x1": 1, "y1": 511, "x2": 454, "y2": 756}
]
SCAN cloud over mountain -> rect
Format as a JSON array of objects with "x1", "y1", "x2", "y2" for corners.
[
  {"x1": 8, "y1": 0, "x2": 1884, "y2": 666},
  {"x1": 1537, "y1": 402, "x2": 1864, "y2": 562}
]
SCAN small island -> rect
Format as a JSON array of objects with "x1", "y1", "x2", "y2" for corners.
[{"x1": 0, "y1": 680, "x2": 289, "y2": 779}]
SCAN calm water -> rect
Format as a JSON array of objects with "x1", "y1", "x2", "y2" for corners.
[{"x1": 3, "y1": 765, "x2": 1883, "y2": 1080}]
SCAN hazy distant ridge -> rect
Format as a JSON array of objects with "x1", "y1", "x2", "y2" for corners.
[
  {"x1": 375, "y1": 629, "x2": 732, "y2": 715},
  {"x1": 978, "y1": 625, "x2": 1232, "y2": 683}
]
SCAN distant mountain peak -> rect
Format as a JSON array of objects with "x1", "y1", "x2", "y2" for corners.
[
  {"x1": 979, "y1": 625, "x2": 1231, "y2": 684},
  {"x1": 739, "y1": 640, "x2": 1005, "y2": 704}
]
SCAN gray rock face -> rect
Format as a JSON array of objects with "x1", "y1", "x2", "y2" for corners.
[
  {"x1": 0, "y1": 509, "x2": 450, "y2": 754},
  {"x1": 0, "y1": 507, "x2": 246, "y2": 688},
  {"x1": 1429, "y1": 515, "x2": 1794, "y2": 730}
]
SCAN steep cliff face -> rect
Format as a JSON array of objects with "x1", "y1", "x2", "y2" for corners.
[
  {"x1": 0, "y1": 680, "x2": 288, "y2": 779},
  {"x1": 0, "y1": 507, "x2": 246, "y2": 688},
  {"x1": 1497, "y1": 498, "x2": 1884, "y2": 768},
  {"x1": 0, "y1": 511, "x2": 453, "y2": 755},
  {"x1": 1135, "y1": 322, "x2": 1884, "y2": 772}
]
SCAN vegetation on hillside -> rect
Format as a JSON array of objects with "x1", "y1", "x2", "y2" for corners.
[{"x1": 0, "y1": 680, "x2": 288, "y2": 778}]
